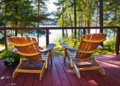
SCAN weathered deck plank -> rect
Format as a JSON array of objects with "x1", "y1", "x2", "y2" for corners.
[
  {"x1": 23, "y1": 62, "x2": 35, "y2": 86},
  {"x1": 43, "y1": 61, "x2": 52, "y2": 86},
  {"x1": 58, "y1": 57, "x2": 81, "y2": 86},
  {"x1": 96, "y1": 55, "x2": 120, "y2": 65},
  {"x1": 60, "y1": 57, "x2": 91, "y2": 86},
  {"x1": 50, "y1": 61, "x2": 61, "y2": 86},
  {"x1": 54, "y1": 57, "x2": 71, "y2": 86},
  {"x1": 0, "y1": 55, "x2": 120, "y2": 86},
  {"x1": 33, "y1": 62, "x2": 42, "y2": 86}
]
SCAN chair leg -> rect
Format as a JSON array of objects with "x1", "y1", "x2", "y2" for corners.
[
  {"x1": 70, "y1": 58, "x2": 73, "y2": 67},
  {"x1": 12, "y1": 59, "x2": 25, "y2": 79},
  {"x1": 73, "y1": 62, "x2": 80, "y2": 78},
  {"x1": 91, "y1": 57, "x2": 105, "y2": 75},
  {"x1": 40, "y1": 62, "x2": 45, "y2": 80},
  {"x1": 64, "y1": 49, "x2": 67, "y2": 63},
  {"x1": 49, "y1": 50, "x2": 52, "y2": 63},
  {"x1": 45, "y1": 59, "x2": 48, "y2": 69},
  {"x1": 98, "y1": 67, "x2": 105, "y2": 75}
]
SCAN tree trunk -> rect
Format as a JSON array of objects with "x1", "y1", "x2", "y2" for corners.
[
  {"x1": 4, "y1": 5, "x2": 7, "y2": 28},
  {"x1": 37, "y1": 34, "x2": 39, "y2": 45},
  {"x1": 87, "y1": 1, "x2": 91, "y2": 34},
  {"x1": 66, "y1": 29, "x2": 68, "y2": 38},
  {"x1": 99, "y1": 0, "x2": 103, "y2": 32},
  {"x1": 87, "y1": 19, "x2": 90, "y2": 34},
  {"x1": 15, "y1": 5, "x2": 18, "y2": 36},
  {"x1": 37, "y1": 0, "x2": 40, "y2": 45},
  {"x1": 21, "y1": 33, "x2": 23, "y2": 36},
  {"x1": 69, "y1": 14, "x2": 74, "y2": 38},
  {"x1": 96, "y1": 2, "x2": 99, "y2": 33},
  {"x1": 62, "y1": 11, "x2": 64, "y2": 38},
  {"x1": 84, "y1": 19, "x2": 86, "y2": 34},
  {"x1": 74, "y1": 0, "x2": 77, "y2": 39},
  {"x1": 99, "y1": 0, "x2": 103, "y2": 46},
  {"x1": 78, "y1": 17, "x2": 80, "y2": 40}
]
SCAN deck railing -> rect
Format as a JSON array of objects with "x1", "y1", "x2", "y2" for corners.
[{"x1": 0, "y1": 26, "x2": 120, "y2": 55}]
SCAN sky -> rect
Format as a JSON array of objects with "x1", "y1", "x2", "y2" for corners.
[{"x1": 45, "y1": 0, "x2": 58, "y2": 13}]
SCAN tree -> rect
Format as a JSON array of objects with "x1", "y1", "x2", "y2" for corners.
[
  {"x1": 99, "y1": 0, "x2": 103, "y2": 32},
  {"x1": 1, "y1": 0, "x2": 36, "y2": 36},
  {"x1": 33, "y1": 0, "x2": 48, "y2": 45}
]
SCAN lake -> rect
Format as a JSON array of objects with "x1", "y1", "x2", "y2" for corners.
[
  {"x1": 1, "y1": 25, "x2": 101, "y2": 46},
  {"x1": 35, "y1": 25, "x2": 99, "y2": 46}
]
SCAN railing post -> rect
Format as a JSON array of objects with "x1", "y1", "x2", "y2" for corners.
[
  {"x1": 115, "y1": 28, "x2": 120, "y2": 55},
  {"x1": 46, "y1": 29, "x2": 49, "y2": 46},
  {"x1": 4, "y1": 30, "x2": 8, "y2": 50}
]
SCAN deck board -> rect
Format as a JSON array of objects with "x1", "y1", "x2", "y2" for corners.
[
  {"x1": 0, "y1": 68, "x2": 14, "y2": 86},
  {"x1": 23, "y1": 62, "x2": 35, "y2": 86},
  {"x1": 97, "y1": 55, "x2": 120, "y2": 65},
  {"x1": 54, "y1": 57, "x2": 71, "y2": 86},
  {"x1": 43, "y1": 61, "x2": 52, "y2": 86},
  {"x1": 58, "y1": 57, "x2": 81, "y2": 86},
  {"x1": 0, "y1": 54, "x2": 120, "y2": 86},
  {"x1": 14, "y1": 62, "x2": 28, "y2": 86},
  {"x1": 33, "y1": 63, "x2": 42, "y2": 86},
  {"x1": 61, "y1": 57, "x2": 91, "y2": 86},
  {"x1": 51, "y1": 60, "x2": 61, "y2": 86}
]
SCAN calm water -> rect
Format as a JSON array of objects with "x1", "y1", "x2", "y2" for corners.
[
  {"x1": 19, "y1": 25, "x2": 64, "y2": 46},
  {"x1": 36, "y1": 25, "x2": 99, "y2": 46},
  {"x1": 1, "y1": 25, "x2": 101, "y2": 46}
]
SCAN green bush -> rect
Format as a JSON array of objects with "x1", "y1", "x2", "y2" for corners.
[
  {"x1": 53, "y1": 35, "x2": 115, "y2": 56},
  {"x1": 1, "y1": 50, "x2": 22, "y2": 60},
  {"x1": 92, "y1": 52, "x2": 100, "y2": 55},
  {"x1": 103, "y1": 38, "x2": 116, "y2": 52},
  {"x1": 0, "y1": 50, "x2": 22, "y2": 65}
]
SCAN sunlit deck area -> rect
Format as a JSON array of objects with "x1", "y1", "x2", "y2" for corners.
[{"x1": 0, "y1": 54, "x2": 120, "y2": 86}]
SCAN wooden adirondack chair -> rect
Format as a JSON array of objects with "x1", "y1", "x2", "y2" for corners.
[
  {"x1": 8, "y1": 37, "x2": 55, "y2": 80},
  {"x1": 61, "y1": 33, "x2": 106, "y2": 78}
]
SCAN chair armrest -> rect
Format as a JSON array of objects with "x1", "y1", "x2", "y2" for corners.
[
  {"x1": 12, "y1": 48, "x2": 18, "y2": 54},
  {"x1": 12, "y1": 44, "x2": 55, "y2": 54},
  {"x1": 40, "y1": 44, "x2": 55, "y2": 53},
  {"x1": 61, "y1": 43, "x2": 97, "y2": 53},
  {"x1": 61, "y1": 43, "x2": 78, "y2": 52},
  {"x1": 97, "y1": 45, "x2": 103, "y2": 50}
]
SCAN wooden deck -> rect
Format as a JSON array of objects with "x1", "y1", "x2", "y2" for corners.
[{"x1": 0, "y1": 54, "x2": 120, "y2": 86}]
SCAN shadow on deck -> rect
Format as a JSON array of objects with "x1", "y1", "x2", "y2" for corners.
[{"x1": 0, "y1": 54, "x2": 120, "y2": 86}]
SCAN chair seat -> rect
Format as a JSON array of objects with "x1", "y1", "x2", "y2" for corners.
[
  {"x1": 41, "y1": 52, "x2": 49, "y2": 59},
  {"x1": 67, "y1": 50, "x2": 76, "y2": 59}
]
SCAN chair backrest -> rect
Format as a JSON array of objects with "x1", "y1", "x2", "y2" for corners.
[
  {"x1": 9, "y1": 37, "x2": 42, "y2": 61},
  {"x1": 76, "y1": 33, "x2": 107, "y2": 59}
]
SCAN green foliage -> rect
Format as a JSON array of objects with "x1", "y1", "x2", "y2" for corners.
[
  {"x1": 53, "y1": 35, "x2": 81, "y2": 49},
  {"x1": 1, "y1": 50, "x2": 22, "y2": 60},
  {"x1": 53, "y1": 34, "x2": 114, "y2": 56},
  {"x1": 53, "y1": 35, "x2": 79, "y2": 47},
  {"x1": 0, "y1": 37, "x2": 5, "y2": 44},
  {"x1": 92, "y1": 50, "x2": 113, "y2": 55},
  {"x1": 0, "y1": 0, "x2": 48, "y2": 27},
  {"x1": 4, "y1": 58, "x2": 14, "y2": 65},
  {"x1": 53, "y1": 35, "x2": 62, "y2": 45},
  {"x1": 103, "y1": 38, "x2": 116, "y2": 53},
  {"x1": 1, "y1": 0, "x2": 34, "y2": 27},
  {"x1": 0, "y1": 0, "x2": 48, "y2": 37},
  {"x1": 0, "y1": 20, "x2": 4, "y2": 26},
  {"x1": 35, "y1": 30, "x2": 46, "y2": 35}
]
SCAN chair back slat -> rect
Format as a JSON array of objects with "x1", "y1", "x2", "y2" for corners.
[
  {"x1": 9, "y1": 37, "x2": 42, "y2": 61},
  {"x1": 20, "y1": 37, "x2": 37, "y2": 60},
  {"x1": 31, "y1": 38, "x2": 42, "y2": 59},
  {"x1": 21, "y1": 37, "x2": 39, "y2": 60},
  {"x1": 76, "y1": 34, "x2": 107, "y2": 59}
]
